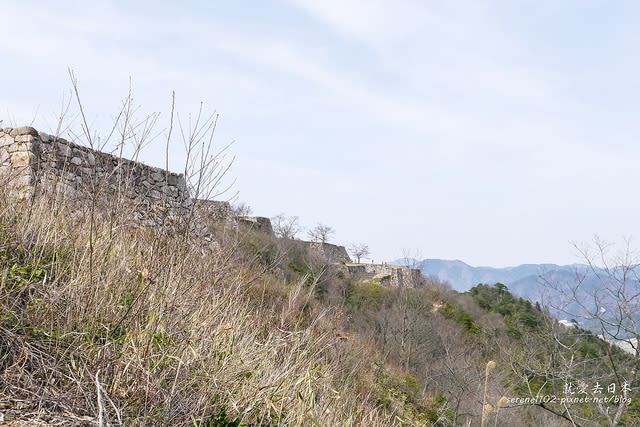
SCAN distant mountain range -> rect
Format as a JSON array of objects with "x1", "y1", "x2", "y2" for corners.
[
  {"x1": 392, "y1": 258, "x2": 640, "y2": 343},
  {"x1": 394, "y1": 258, "x2": 592, "y2": 303}
]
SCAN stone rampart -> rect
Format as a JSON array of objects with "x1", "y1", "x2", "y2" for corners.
[
  {"x1": 1, "y1": 125, "x2": 397, "y2": 282},
  {"x1": 237, "y1": 216, "x2": 274, "y2": 236},
  {"x1": 344, "y1": 263, "x2": 424, "y2": 288},
  {"x1": 0, "y1": 126, "x2": 282, "y2": 239},
  {"x1": 0, "y1": 126, "x2": 190, "y2": 226},
  {"x1": 195, "y1": 199, "x2": 234, "y2": 223},
  {"x1": 301, "y1": 241, "x2": 351, "y2": 263}
]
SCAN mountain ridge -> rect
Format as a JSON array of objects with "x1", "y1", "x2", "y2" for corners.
[{"x1": 393, "y1": 258, "x2": 592, "y2": 301}]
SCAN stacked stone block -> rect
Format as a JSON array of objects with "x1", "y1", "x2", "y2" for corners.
[
  {"x1": 0, "y1": 126, "x2": 191, "y2": 227},
  {"x1": 303, "y1": 241, "x2": 351, "y2": 264},
  {"x1": 237, "y1": 216, "x2": 275, "y2": 236},
  {"x1": 345, "y1": 263, "x2": 424, "y2": 288},
  {"x1": 1, "y1": 125, "x2": 400, "y2": 282},
  {"x1": 196, "y1": 199, "x2": 234, "y2": 223},
  {"x1": 0, "y1": 127, "x2": 38, "y2": 195}
]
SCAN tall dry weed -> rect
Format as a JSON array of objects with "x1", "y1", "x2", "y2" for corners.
[{"x1": 0, "y1": 185, "x2": 395, "y2": 425}]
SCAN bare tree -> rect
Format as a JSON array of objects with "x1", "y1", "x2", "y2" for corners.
[
  {"x1": 272, "y1": 214, "x2": 303, "y2": 239},
  {"x1": 489, "y1": 236, "x2": 640, "y2": 426},
  {"x1": 232, "y1": 202, "x2": 252, "y2": 217},
  {"x1": 401, "y1": 248, "x2": 424, "y2": 270},
  {"x1": 307, "y1": 223, "x2": 334, "y2": 244},
  {"x1": 539, "y1": 237, "x2": 640, "y2": 426},
  {"x1": 348, "y1": 243, "x2": 370, "y2": 263}
]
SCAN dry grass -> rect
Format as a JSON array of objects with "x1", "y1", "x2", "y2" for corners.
[
  {"x1": 0, "y1": 187, "x2": 399, "y2": 426},
  {"x1": 0, "y1": 81, "x2": 442, "y2": 425}
]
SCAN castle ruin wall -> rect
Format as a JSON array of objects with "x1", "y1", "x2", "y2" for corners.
[
  {"x1": 345, "y1": 263, "x2": 424, "y2": 288},
  {"x1": 0, "y1": 126, "x2": 191, "y2": 226}
]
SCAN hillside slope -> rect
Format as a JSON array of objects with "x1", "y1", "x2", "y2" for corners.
[{"x1": 5, "y1": 187, "x2": 627, "y2": 425}]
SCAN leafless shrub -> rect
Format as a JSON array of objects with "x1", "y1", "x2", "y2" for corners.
[
  {"x1": 272, "y1": 213, "x2": 303, "y2": 239},
  {"x1": 348, "y1": 243, "x2": 370, "y2": 263},
  {"x1": 232, "y1": 201, "x2": 252, "y2": 216},
  {"x1": 307, "y1": 223, "x2": 334, "y2": 244}
]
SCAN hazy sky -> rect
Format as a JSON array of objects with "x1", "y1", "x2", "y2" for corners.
[{"x1": 2, "y1": 0, "x2": 640, "y2": 267}]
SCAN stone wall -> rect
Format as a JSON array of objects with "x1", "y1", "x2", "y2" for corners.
[
  {"x1": 302, "y1": 241, "x2": 351, "y2": 264},
  {"x1": 0, "y1": 127, "x2": 38, "y2": 194},
  {"x1": 0, "y1": 126, "x2": 191, "y2": 226},
  {"x1": 0, "y1": 126, "x2": 404, "y2": 287},
  {"x1": 195, "y1": 199, "x2": 234, "y2": 223},
  {"x1": 0, "y1": 126, "x2": 282, "y2": 239},
  {"x1": 237, "y1": 216, "x2": 274, "y2": 236},
  {"x1": 344, "y1": 263, "x2": 424, "y2": 288}
]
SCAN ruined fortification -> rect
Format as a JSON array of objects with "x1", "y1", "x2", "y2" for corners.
[
  {"x1": 195, "y1": 199, "x2": 234, "y2": 223},
  {"x1": 303, "y1": 241, "x2": 351, "y2": 264},
  {"x1": 0, "y1": 126, "x2": 191, "y2": 227},
  {"x1": 237, "y1": 216, "x2": 275, "y2": 236},
  {"x1": 344, "y1": 263, "x2": 425, "y2": 288},
  {"x1": 1, "y1": 125, "x2": 422, "y2": 287},
  {"x1": 194, "y1": 199, "x2": 276, "y2": 236}
]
